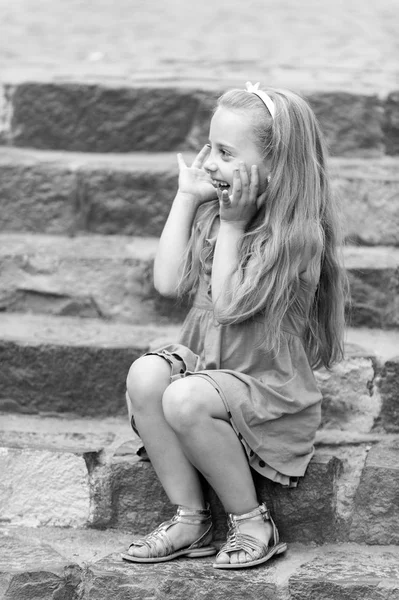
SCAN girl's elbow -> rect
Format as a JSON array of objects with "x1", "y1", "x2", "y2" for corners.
[{"x1": 154, "y1": 279, "x2": 179, "y2": 298}]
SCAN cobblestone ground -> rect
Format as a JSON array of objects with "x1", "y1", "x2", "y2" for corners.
[{"x1": 0, "y1": 0, "x2": 398, "y2": 92}]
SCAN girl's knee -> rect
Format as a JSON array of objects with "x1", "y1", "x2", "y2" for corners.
[
  {"x1": 162, "y1": 377, "x2": 207, "y2": 432},
  {"x1": 126, "y1": 355, "x2": 171, "y2": 411}
]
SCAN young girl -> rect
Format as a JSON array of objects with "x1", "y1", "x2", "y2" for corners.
[{"x1": 121, "y1": 82, "x2": 346, "y2": 569}]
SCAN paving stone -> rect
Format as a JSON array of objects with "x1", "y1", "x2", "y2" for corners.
[
  {"x1": 0, "y1": 149, "x2": 398, "y2": 243},
  {"x1": 0, "y1": 529, "x2": 83, "y2": 600},
  {"x1": 0, "y1": 80, "x2": 395, "y2": 156},
  {"x1": 349, "y1": 439, "x2": 399, "y2": 545},
  {"x1": 289, "y1": 545, "x2": 399, "y2": 600}
]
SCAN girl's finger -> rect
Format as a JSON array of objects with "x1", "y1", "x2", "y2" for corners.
[
  {"x1": 221, "y1": 189, "x2": 231, "y2": 207},
  {"x1": 176, "y1": 153, "x2": 187, "y2": 170},
  {"x1": 191, "y1": 144, "x2": 211, "y2": 169},
  {"x1": 239, "y1": 162, "x2": 250, "y2": 198},
  {"x1": 231, "y1": 168, "x2": 242, "y2": 200},
  {"x1": 249, "y1": 165, "x2": 259, "y2": 203}
]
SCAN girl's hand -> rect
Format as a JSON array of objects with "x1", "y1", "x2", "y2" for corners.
[
  {"x1": 177, "y1": 145, "x2": 218, "y2": 205},
  {"x1": 219, "y1": 162, "x2": 266, "y2": 229}
]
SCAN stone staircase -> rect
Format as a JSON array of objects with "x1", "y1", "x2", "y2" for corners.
[{"x1": 1, "y1": 68, "x2": 399, "y2": 598}]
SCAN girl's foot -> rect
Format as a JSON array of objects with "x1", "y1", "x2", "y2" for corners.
[
  {"x1": 121, "y1": 505, "x2": 217, "y2": 563},
  {"x1": 213, "y1": 503, "x2": 287, "y2": 569},
  {"x1": 215, "y1": 514, "x2": 273, "y2": 565}
]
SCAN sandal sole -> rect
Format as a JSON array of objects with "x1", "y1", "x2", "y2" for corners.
[
  {"x1": 121, "y1": 545, "x2": 217, "y2": 564},
  {"x1": 213, "y1": 542, "x2": 287, "y2": 570}
]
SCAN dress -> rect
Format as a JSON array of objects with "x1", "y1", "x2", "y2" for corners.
[{"x1": 144, "y1": 230, "x2": 323, "y2": 487}]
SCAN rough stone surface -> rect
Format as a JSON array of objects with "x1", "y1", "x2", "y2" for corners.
[
  {"x1": 1, "y1": 149, "x2": 398, "y2": 243},
  {"x1": 289, "y1": 546, "x2": 399, "y2": 600},
  {"x1": 384, "y1": 90, "x2": 399, "y2": 155},
  {"x1": 0, "y1": 313, "x2": 171, "y2": 416},
  {"x1": 0, "y1": 530, "x2": 83, "y2": 600},
  {"x1": 316, "y1": 356, "x2": 380, "y2": 433},
  {"x1": 0, "y1": 446, "x2": 92, "y2": 527},
  {"x1": 350, "y1": 440, "x2": 399, "y2": 544},
  {"x1": 1, "y1": 79, "x2": 397, "y2": 155},
  {"x1": 0, "y1": 233, "x2": 398, "y2": 327},
  {"x1": 86, "y1": 553, "x2": 282, "y2": 600},
  {"x1": 377, "y1": 356, "x2": 399, "y2": 432}
]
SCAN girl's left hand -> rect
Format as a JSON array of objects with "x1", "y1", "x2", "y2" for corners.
[{"x1": 219, "y1": 162, "x2": 266, "y2": 229}]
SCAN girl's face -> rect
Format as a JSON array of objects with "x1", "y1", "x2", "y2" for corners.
[{"x1": 204, "y1": 107, "x2": 269, "y2": 197}]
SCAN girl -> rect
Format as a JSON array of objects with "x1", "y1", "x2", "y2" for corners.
[{"x1": 121, "y1": 82, "x2": 346, "y2": 569}]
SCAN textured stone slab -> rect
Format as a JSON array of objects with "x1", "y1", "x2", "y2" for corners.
[
  {"x1": 0, "y1": 233, "x2": 398, "y2": 327},
  {"x1": 0, "y1": 445, "x2": 93, "y2": 527},
  {"x1": 0, "y1": 149, "x2": 398, "y2": 243},
  {"x1": 349, "y1": 440, "x2": 399, "y2": 544},
  {"x1": 0, "y1": 313, "x2": 176, "y2": 415},
  {"x1": 316, "y1": 354, "x2": 380, "y2": 433},
  {"x1": 0, "y1": 80, "x2": 394, "y2": 156},
  {"x1": 0, "y1": 530, "x2": 82, "y2": 600},
  {"x1": 87, "y1": 553, "x2": 282, "y2": 600},
  {"x1": 378, "y1": 356, "x2": 399, "y2": 432},
  {"x1": 289, "y1": 546, "x2": 399, "y2": 600}
]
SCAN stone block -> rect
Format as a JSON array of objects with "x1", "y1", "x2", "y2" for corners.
[
  {"x1": 316, "y1": 355, "x2": 379, "y2": 433},
  {"x1": 0, "y1": 233, "x2": 185, "y2": 324},
  {"x1": 0, "y1": 530, "x2": 82, "y2": 600},
  {"x1": 350, "y1": 440, "x2": 399, "y2": 544},
  {"x1": 1, "y1": 81, "x2": 395, "y2": 157},
  {"x1": 108, "y1": 451, "x2": 342, "y2": 544},
  {"x1": 308, "y1": 92, "x2": 385, "y2": 157},
  {"x1": 378, "y1": 356, "x2": 399, "y2": 432},
  {"x1": 87, "y1": 554, "x2": 279, "y2": 600},
  {"x1": 0, "y1": 159, "x2": 77, "y2": 234},
  {"x1": 0, "y1": 446, "x2": 91, "y2": 527},
  {"x1": 10, "y1": 83, "x2": 200, "y2": 152},
  {"x1": 289, "y1": 547, "x2": 399, "y2": 600}
]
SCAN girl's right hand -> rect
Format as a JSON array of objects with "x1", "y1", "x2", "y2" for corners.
[{"x1": 177, "y1": 145, "x2": 218, "y2": 205}]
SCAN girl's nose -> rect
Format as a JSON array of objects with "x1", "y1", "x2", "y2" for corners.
[{"x1": 204, "y1": 159, "x2": 217, "y2": 174}]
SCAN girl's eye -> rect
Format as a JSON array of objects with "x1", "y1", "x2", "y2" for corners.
[{"x1": 220, "y1": 149, "x2": 231, "y2": 158}]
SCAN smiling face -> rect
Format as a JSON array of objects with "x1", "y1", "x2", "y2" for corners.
[{"x1": 204, "y1": 107, "x2": 269, "y2": 197}]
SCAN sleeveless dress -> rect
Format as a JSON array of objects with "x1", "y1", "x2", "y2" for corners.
[{"x1": 141, "y1": 225, "x2": 323, "y2": 488}]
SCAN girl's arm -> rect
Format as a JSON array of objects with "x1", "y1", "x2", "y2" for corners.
[{"x1": 154, "y1": 146, "x2": 217, "y2": 297}]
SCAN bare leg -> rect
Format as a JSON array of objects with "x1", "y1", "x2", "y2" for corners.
[
  {"x1": 126, "y1": 355, "x2": 209, "y2": 557},
  {"x1": 162, "y1": 375, "x2": 273, "y2": 566}
]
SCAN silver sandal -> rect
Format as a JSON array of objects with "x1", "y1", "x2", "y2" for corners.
[
  {"x1": 121, "y1": 505, "x2": 217, "y2": 563},
  {"x1": 213, "y1": 502, "x2": 287, "y2": 569}
]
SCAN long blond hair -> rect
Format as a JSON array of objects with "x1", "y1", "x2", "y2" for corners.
[{"x1": 178, "y1": 88, "x2": 347, "y2": 369}]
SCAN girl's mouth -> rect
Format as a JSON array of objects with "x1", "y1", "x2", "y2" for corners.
[{"x1": 212, "y1": 179, "x2": 230, "y2": 191}]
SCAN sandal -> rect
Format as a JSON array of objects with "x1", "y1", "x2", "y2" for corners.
[
  {"x1": 121, "y1": 505, "x2": 217, "y2": 563},
  {"x1": 213, "y1": 502, "x2": 287, "y2": 570}
]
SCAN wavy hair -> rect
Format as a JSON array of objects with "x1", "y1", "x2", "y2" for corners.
[{"x1": 178, "y1": 88, "x2": 348, "y2": 369}]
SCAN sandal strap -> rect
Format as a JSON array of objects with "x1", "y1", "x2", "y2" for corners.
[
  {"x1": 226, "y1": 502, "x2": 280, "y2": 546},
  {"x1": 128, "y1": 504, "x2": 213, "y2": 558},
  {"x1": 227, "y1": 502, "x2": 270, "y2": 524},
  {"x1": 219, "y1": 531, "x2": 268, "y2": 561}
]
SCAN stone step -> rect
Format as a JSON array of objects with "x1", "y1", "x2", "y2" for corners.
[
  {"x1": 0, "y1": 74, "x2": 398, "y2": 156},
  {"x1": 0, "y1": 148, "x2": 398, "y2": 245},
  {"x1": 0, "y1": 233, "x2": 398, "y2": 328},
  {"x1": 0, "y1": 312, "x2": 398, "y2": 425},
  {"x1": 2, "y1": 525, "x2": 399, "y2": 600},
  {"x1": 1, "y1": 411, "x2": 399, "y2": 546}
]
